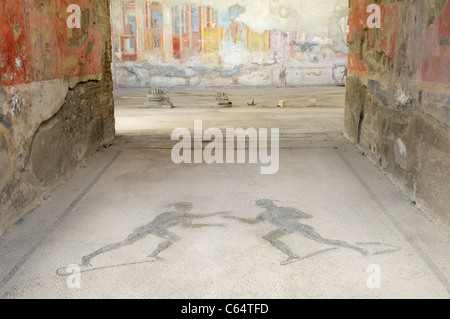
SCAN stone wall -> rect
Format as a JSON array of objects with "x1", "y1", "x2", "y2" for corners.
[
  {"x1": 0, "y1": 1, "x2": 115, "y2": 236},
  {"x1": 111, "y1": 0, "x2": 349, "y2": 88},
  {"x1": 345, "y1": 0, "x2": 450, "y2": 229}
]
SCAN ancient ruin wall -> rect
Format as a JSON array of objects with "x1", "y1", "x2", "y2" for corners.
[
  {"x1": 0, "y1": 1, "x2": 115, "y2": 236},
  {"x1": 111, "y1": 0, "x2": 349, "y2": 88},
  {"x1": 345, "y1": 0, "x2": 450, "y2": 229}
]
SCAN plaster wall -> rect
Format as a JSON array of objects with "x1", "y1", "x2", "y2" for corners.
[
  {"x1": 0, "y1": 0, "x2": 115, "y2": 235},
  {"x1": 345, "y1": 0, "x2": 450, "y2": 229}
]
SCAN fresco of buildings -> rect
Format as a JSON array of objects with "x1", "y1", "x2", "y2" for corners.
[{"x1": 111, "y1": 0, "x2": 349, "y2": 87}]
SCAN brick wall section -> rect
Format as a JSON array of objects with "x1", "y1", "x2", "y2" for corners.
[
  {"x1": 0, "y1": 0, "x2": 115, "y2": 236},
  {"x1": 345, "y1": 0, "x2": 450, "y2": 229}
]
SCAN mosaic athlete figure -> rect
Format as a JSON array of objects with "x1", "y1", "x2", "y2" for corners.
[
  {"x1": 225, "y1": 199, "x2": 369, "y2": 265},
  {"x1": 81, "y1": 202, "x2": 229, "y2": 267}
]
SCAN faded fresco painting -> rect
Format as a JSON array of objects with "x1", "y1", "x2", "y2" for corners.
[{"x1": 111, "y1": 0, "x2": 349, "y2": 88}]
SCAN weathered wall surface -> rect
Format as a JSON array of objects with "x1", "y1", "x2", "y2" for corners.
[
  {"x1": 0, "y1": 0, "x2": 115, "y2": 236},
  {"x1": 111, "y1": 0, "x2": 349, "y2": 88},
  {"x1": 345, "y1": 0, "x2": 450, "y2": 229}
]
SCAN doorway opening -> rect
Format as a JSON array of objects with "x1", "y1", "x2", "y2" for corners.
[{"x1": 110, "y1": 0, "x2": 349, "y2": 140}]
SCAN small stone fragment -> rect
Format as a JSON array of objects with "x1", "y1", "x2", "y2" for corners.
[
  {"x1": 216, "y1": 92, "x2": 232, "y2": 108},
  {"x1": 144, "y1": 87, "x2": 173, "y2": 108},
  {"x1": 307, "y1": 98, "x2": 317, "y2": 107},
  {"x1": 277, "y1": 100, "x2": 286, "y2": 108}
]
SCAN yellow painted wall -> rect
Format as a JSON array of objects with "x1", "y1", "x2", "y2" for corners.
[
  {"x1": 246, "y1": 29, "x2": 269, "y2": 52},
  {"x1": 203, "y1": 27, "x2": 226, "y2": 53}
]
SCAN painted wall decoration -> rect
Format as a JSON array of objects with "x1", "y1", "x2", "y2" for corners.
[
  {"x1": 0, "y1": 0, "x2": 104, "y2": 87},
  {"x1": 111, "y1": 0, "x2": 350, "y2": 88},
  {"x1": 344, "y1": 0, "x2": 450, "y2": 228},
  {"x1": 0, "y1": 0, "x2": 115, "y2": 237}
]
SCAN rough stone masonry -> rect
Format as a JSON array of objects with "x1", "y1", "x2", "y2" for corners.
[
  {"x1": 345, "y1": 0, "x2": 450, "y2": 230},
  {"x1": 0, "y1": 1, "x2": 115, "y2": 236}
]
